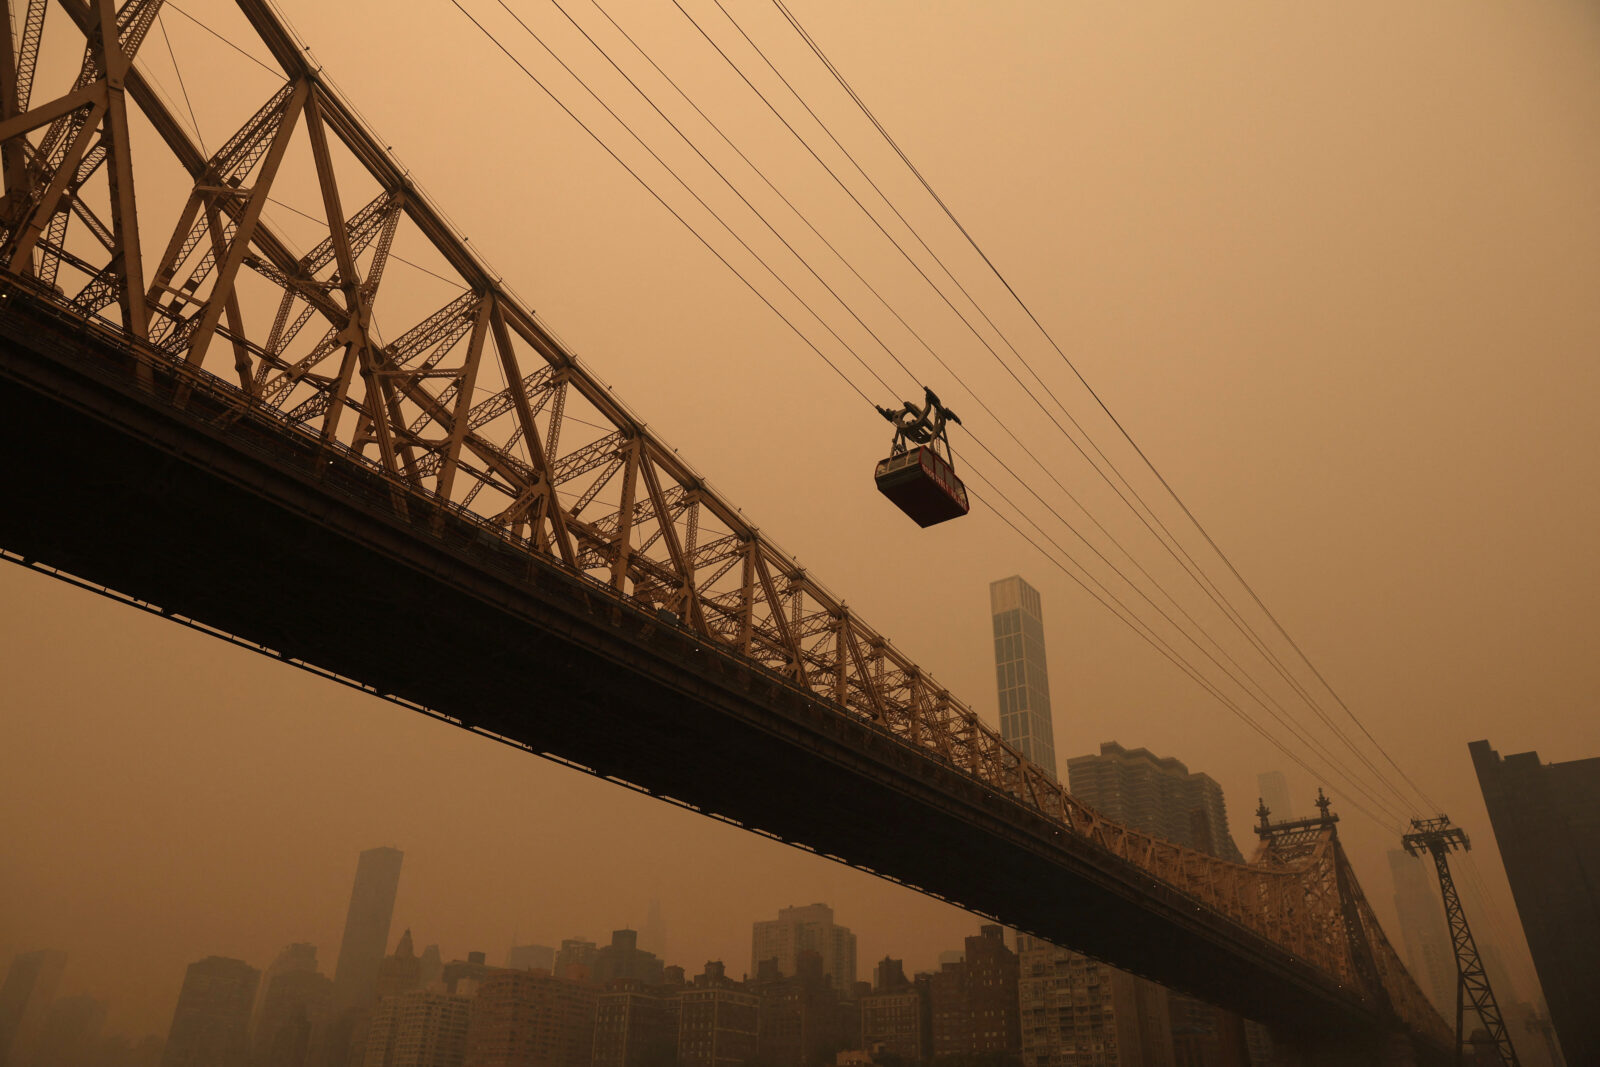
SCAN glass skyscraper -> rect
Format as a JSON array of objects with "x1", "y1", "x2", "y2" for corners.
[{"x1": 989, "y1": 576, "x2": 1057, "y2": 781}]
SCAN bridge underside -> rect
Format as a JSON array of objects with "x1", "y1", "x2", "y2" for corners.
[{"x1": 0, "y1": 295, "x2": 1440, "y2": 1060}]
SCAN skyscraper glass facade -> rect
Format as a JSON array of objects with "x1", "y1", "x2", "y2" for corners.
[{"x1": 990, "y1": 576, "x2": 1057, "y2": 780}]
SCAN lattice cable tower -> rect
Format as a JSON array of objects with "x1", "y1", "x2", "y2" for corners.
[{"x1": 1401, "y1": 817, "x2": 1520, "y2": 1066}]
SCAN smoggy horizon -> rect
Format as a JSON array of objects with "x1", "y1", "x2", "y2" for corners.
[{"x1": 4, "y1": 0, "x2": 1598, "y2": 1048}]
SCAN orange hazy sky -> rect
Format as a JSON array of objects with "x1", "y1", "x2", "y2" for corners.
[{"x1": 3, "y1": 0, "x2": 1598, "y2": 1040}]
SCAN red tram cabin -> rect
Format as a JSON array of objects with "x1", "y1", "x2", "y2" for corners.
[{"x1": 873, "y1": 387, "x2": 970, "y2": 527}]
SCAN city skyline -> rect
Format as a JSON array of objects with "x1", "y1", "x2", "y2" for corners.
[{"x1": 2, "y1": 0, "x2": 1594, "y2": 1059}]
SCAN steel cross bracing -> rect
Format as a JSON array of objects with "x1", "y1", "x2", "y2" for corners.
[
  {"x1": 1402, "y1": 818, "x2": 1521, "y2": 1064},
  {"x1": 0, "y1": 0, "x2": 1447, "y2": 1043}
]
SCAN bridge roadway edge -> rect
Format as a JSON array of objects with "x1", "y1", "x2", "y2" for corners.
[{"x1": 0, "y1": 293, "x2": 1441, "y2": 1061}]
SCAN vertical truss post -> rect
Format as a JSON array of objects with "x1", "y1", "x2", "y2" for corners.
[
  {"x1": 1401, "y1": 817, "x2": 1520, "y2": 1066},
  {"x1": 92, "y1": 0, "x2": 146, "y2": 339}
]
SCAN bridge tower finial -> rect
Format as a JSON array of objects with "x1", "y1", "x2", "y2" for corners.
[
  {"x1": 1255, "y1": 796, "x2": 1272, "y2": 832},
  {"x1": 1314, "y1": 787, "x2": 1332, "y2": 820}
]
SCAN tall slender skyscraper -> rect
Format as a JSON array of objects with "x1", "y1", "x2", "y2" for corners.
[
  {"x1": 1386, "y1": 849, "x2": 1454, "y2": 1016},
  {"x1": 331, "y1": 846, "x2": 403, "y2": 1011},
  {"x1": 990, "y1": 576, "x2": 1057, "y2": 780}
]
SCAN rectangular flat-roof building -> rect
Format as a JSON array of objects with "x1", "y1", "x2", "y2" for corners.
[{"x1": 990, "y1": 577, "x2": 1057, "y2": 780}]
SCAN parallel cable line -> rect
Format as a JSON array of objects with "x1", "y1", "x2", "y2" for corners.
[
  {"x1": 537, "y1": 0, "x2": 1413, "y2": 822},
  {"x1": 767, "y1": 0, "x2": 1442, "y2": 818},
  {"x1": 662, "y1": 0, "x2": 1419, "y2": 822},
  {"x1": 445, "y1": 1, "x2": 1415, "y2": 829}
]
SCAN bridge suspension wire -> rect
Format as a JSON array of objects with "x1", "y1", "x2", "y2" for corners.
[
  {"x1": 439, "y1": 0, "x2": 1420, "y2": 830},
  {"x1": 765, "y1": 0, "x2": 1444, "y2": 822}
]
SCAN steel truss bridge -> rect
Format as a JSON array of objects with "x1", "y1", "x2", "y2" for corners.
[{"x1": 0, "y1": 1, "x2": 1451, "y2": 1059}]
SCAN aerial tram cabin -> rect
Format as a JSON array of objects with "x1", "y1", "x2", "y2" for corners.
[{"x1": 874, "y1": 387, "x2": 970, "y2": 527}]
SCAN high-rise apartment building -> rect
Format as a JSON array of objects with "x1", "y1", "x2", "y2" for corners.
[
  {"x1": 749, "y1": 952, "x2": 843, "y2": 1067},
  {"x1": 990, "y1": 576, "x2": 1058, "y2": 780},
  {"x1": 750, "y1": 905, "x2": 857, "y2": 993},
  {"x1": 30, "y1": 994, "x2": 107, "y2": 1067},
  {"x1": 1256, "y1": 770, "x2": 1294, "y2": 824},
  {"x1": 161, "y1": 956, "x2": 260, "y2": 1067},
  {"x1": 1016, "y1": 934, "x2": 1172, "y2": 1067},
  {"x1": 1069, "y1": 742, "x2": 1251, "y2": 1064},
  {"x1": 929, "y1": 925, "x2": 1019, "y2": 1061},
  {"x1": 676, "y1": 964, "x2": 758, "y2": 1067},
  {"x1": 0, "y1": 948, "x2": 66, "y2": 1067},
  {"x1": 1386, "y1": 848, "x2": 1455, "y2": 1016},
  {"x1": 465, "y1": 970, "x2": 595, "y2": 1067},
  {"x1": 592, "y1": 980, "x2": 679, "y2": 1067},
  {"x1": 363, "y1": 989, "x2": 471, "y2": 1067},
  {"x1": 333, "y1": 847, "x2": 404, "y2": 1012},
  {"x1": 1471, "y1": 738, "x2": 1600, "y2": 1066},
  {"x1": 1067, "y1": 742, "x2": 1243, "y2": 862}
]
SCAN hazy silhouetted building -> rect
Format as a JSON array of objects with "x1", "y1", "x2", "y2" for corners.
[
  {"x1": 991, "y1": 576, "x2": 1058, "y2": 780},
  {"x1": 928, "y1": 925, "x2": 1018, "y2": 1060},
  {"x1": 750, "y1": 952, "x2": 842, "y2": 1067},
  {"x1": 0, "y1": 948, "x2": 67, "y2": 1067},
  {"x1": 333, "y1": 847, "x2": 404, "y2": 1012},
  {"x1": 592, "y1": 981, "x2": 678, "y2": 1067},
  {"x1": 419, "y1": 948, "x2": 443, "y2": 991},
  {"x1": 440, "y1": 954, "x2": 493, "y2": 997},
  {"x1": 464, "y1": 970, "x2": 594, "y2": 1067},
  {"x1": 1017, "y1": 934, "x2": 1172, "y2": 1066},
  {"x1": 252, "y1": 944, "x2": 319, "y2": 1054},
  {"x1": 1386, "y1": 849, "x2": 1456, "y2": 1017},
  {"x1": 376, "y1": 932, "x2": 423, "y2": 1001},
  {"x1": 1070, "y1": 742, "x2": 1248, "y2": 1064},
  {"x1": 503, "y1": 946, "x2": 554, "y2": 973},
  {"x1": 1068, "y1": 742, "x2": 1243, "y2": 861},
  {"x1": 255, "y1": 968, "x2": 333, "y2": 1067},
  {"x1": 859, "y1": 961, "x2": 929, "y2": 1064},
  {"x1": 676, "y1": 964, "x2": 757, "y2": 1067},
  {"x1": 592, "y1": 930, "x2": 663, "y2": 987},
  {"x1": 29, "y1": 993, "x2": 106, "y2": 1067},
  {"x1": 640, "y1": 899, "x2": 666, "y2": 960},
  {"x1": 553, "y1": 940, "x2": 597, "y2": 985},
  {"x1": 1256, "y1": 770, "x2": 1294, "y2": 824},
  {"x1": 750, "y1": 905, "x2": 857, "y2": 993},
  {"x1": 363, "y1": 989, "x2": 470, "y2": 1067},
  {"x1": 1471, "y1": 739, "x2": 1600, "y2": 1067},
  {"x1": 161, "y1": 956, "x2": 260, "y2": 1067}
]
